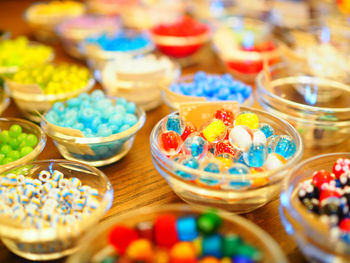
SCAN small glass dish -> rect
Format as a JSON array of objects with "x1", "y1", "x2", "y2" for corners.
[
  {"x1": 280, "y1": 152, "x2": 350, "y2": 263},
  {"x1": 67, "y1": 204, "x2": 288, "y2": 263},
  {"x1": 0, "y1": 83, "x2": 10, "y2": 116},
  {"x1": 256, "y1": 63, "x2": 350, "y2": 147},
  {"x1": 24, "y1": 1, "x2": 86, "y2": 42},
  {"x1": 0, "y1": 159, "x2": 113, "y2": 260},
  {"x1": 41, "y1": 98, "x2": 146, "y2": 167},
  {"x1": 162, "y1": 74, "x2": 254, "y2": 111},
  {"x1": 150, "y1": 107, "x2": 303, "y2": 213},
  {"x1": 0, "y1": 118, "x2": 46, "y2": 174},
  {"x1": 101, "y1": 56, "x2": 180, "y2": 111},
  {"x1": 213, "y1": 15, "x2": 281, "y2": 83},
  {"x1": 5, "y1": 77, "x2": 95, "y2": 123}
]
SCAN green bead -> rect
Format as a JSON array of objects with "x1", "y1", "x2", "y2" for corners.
[
  {"x1": 2, "y1": 157, "x2": 14, "y2": 164},
  {"x1": 197, "y1": 211, "x2": 222, "y2": 235},
  {"x1": 0, "y1": 144, "x2": 11, "y2": 156},
  {"x1": 0, "y1": 130, "x2": 10, "y2": 144},
  {"x1": 20, "y1": 146, "x2": 33, "y2": 157},
  {"x1": 8, "y1": 150, "x2": 20, "y2": 161},
  {"x1": 9, "y1": 124, "x2": 22, "y2": 138},
  {"x1": 0, "y1": 154, "x2": 5, "y2": 162},
  {"x1": 221, "y1": 234, "x2": 242, "y2": 257},
  {"x1": 235, "y1": 244, "x2": 262, "y2": 261},
  {"x1": 24, "y1": 134, "x2": 38, "y2": 147},
  {"x1": 9, "y1": 138, "x2": 19, "y2": 149},
  {"x1": 17, "y1": 133, "x2": 27, "y2": 143}
]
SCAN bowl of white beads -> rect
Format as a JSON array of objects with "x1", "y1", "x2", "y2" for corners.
[{"x1": 0, "y1": 159, "x2": 113, "y2": 260}]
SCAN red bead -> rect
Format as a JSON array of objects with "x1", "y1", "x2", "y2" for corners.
[
  {"x1": 332, "y1": 158, "x2": 350, "y2": 179},
  {"x1": 312, "y1": 170, "x2": 333, "y2": 188},
  {"x1": 340, "y1": 218, "x2": 350, "y2": 232},
  {"x1": 319, "y1": 189, "x2": 341, "y2": 203},
  {"x1": 108, "y1": 225, "x2": 139, "y2": 254},
  {"x1": 154, "y1": 214, "x2": 178, "y2": 248},
  {"x1": 136, "y1": 221, "x2": 154, "y2": 241},
  {"x1": 214, "y1": 108, "x2": 235, "y2": 127},
  {"x1": 215, "y1": 140, "x2": 237, "y2": 156},
  {"x1": 181, "y1": 122, "x2": 196, "y2": 141},
  {"x1": 159, "y1": 131, "x2": 182, "y2": 153}
]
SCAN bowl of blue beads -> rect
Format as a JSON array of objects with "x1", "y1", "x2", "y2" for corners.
[
  {"x1": 41, "y1": 90, "x2": 146, "y2": 167},
  {"x1": 67, "y1": 204, "x2": 288, "y2": 263},
  {"x1": 0, "y1": 159, "x2": 113, "y2": 260},
  {"x1": 162, "y1": 71, "x2": 254, "y2": 111},
  {"x1": 83, "y1": 30, "x2": 154, "y2": 72},
  {"x1": 280, "y1": 153, "x2": 350, "y2": 263},
  {"x1": 150, "y1": 106, "x2": 303, "y2": 213}
]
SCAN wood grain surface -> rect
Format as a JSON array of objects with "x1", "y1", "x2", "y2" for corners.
[{"x1": 0, "y1": 1, "x2": 349, "y2": 262}]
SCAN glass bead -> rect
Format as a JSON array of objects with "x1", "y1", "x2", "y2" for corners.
[
  {"x1": 228, "y1": 163, "x2": 250, "y2": 175},
  {"x1": 9, "y1": 124, "x2": 22, "y2": 138},
  {"x1": 259, "y1": 123, "x2": 274, "y2": 138},
  {"x1": 182, "y1": 134, "x2": 208, "y2": 159},
  {"x1": 265, "y1": 153, "x2": 287, "y2": 170},
  {"x1": 158, "y1": 131, "x2": 182, "y2": 156},
  {"x1": 163, "y1": 114, "x2": 183, "y2": 135},
  {"x1": 229, "y1": 125, "x2": 253, "y2": 151},
  {"x1": 202, "y1": 119, "x2": 227, "y2": 143},
  {"x1": 243, "y1": 143, "x2": 267, "y2": 168},
  {"x1": 267, "y1": 135, "x2": 296, "y2": 159},
  {"x1": 234, "y1": 111, "x2": 259, "y2": 129},
  {"x1": 0, "y1": 130, "x2": 10, "y2": 144},
  {"x1": 20, "y1": 146, "x2": 33, "y2": 157},
  {"x1": 25, "y1": 134, "x2": 38, "y2": 147},
  {"x1": 252, "y1": 129, "x2": 267, "y2": 145}
]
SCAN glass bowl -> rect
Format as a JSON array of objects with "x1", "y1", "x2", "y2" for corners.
[
  {"x1": 256, "y1": 63, "x2": 350, "y2": 147},
  {"x1": 101, "y1": 56, "x2": 180, "y2": 111},
  {"x1": 0, "y1": 118, "x2": 46, "y2": 174},
  {"x1": 0, "y1": 159, "x2": 113, "y2": 260},
  {"x1": 24, "y1": 1, "x2": 86, "y2": 42},
  {"x1": 41, "y1": 98, "x2": 146, "y2": 167},
  {"x1": 213, "y1": 15, "x2": 281, "y2": 82},
  {"x1": 0, "y1": 83, "x2": 10, "y2": 115},
  {"x1": 280, "y1": 152, "x2": 350, "y2": 263},
  {"x1": 188, "y1": 0, "x2": 237, "y2": 21},
  {"x1": 162, "y1": 74, "x2": 254, "y2": 111},
  {"x1": 67, "y1": 204, "x2": 288, "y2": 263},
  {"x1": 5, "y1": 77, "x2": 95, "y2": 123},
  {"x1": 87, "y1": 0, "x2": 137, "y2": 15},
  {"x1": 150, "y1": 107, "x2": 303, "y2": 213}
]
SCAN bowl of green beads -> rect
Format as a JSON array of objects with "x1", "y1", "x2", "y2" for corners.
[
  {"x1": 0, "y1": 37, "x2": 54, "y2": 75},
  {"x1": 0, "y1": 118, "x2": 46, "y2": 173},
  {"x1": 5, "y1": 63, "x2": 95, "y2": 122}
]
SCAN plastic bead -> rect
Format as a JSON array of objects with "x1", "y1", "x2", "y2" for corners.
[
  {"x1": 176, "y1": 216, "x2": 199, "y2": 241},
  {"x1": 202, "y1": 119, "x2": 227, "y2": 143},
  {"x1": 202, "y1": 234, "x2": 222, "y2": 258},
  {"x1": 234, "y1": 112, "x2": 259, "y2": 130},
  {"x1": 109, "y1": 225, "x2": 139, "y2": 254},
  {"x1": 183, "y1": 134, "x2": 208, "y2": 159},
  {"x1": 154, "y1": 214, "x2": 178, "y2": 248},
  {"x1": 197, "y1": 211, "x2": 222, "y2": 235}
]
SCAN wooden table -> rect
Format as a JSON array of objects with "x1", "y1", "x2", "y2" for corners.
[{"x1": 1, "y1": 1, "x2": 349, "y2": 262}]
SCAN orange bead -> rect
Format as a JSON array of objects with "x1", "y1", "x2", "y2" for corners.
[
  {"x1": 251, "y1": 177, "x2": 269, "y2": 187},
  {"x1": 200, "y1": 256, "x2": 220, "y2": 263},
  {"x1": 155, "y1": 249, "x2": 170, "y2": 263},
  {"x1": 170, "y1": 242, "x2": 196, "y2": 260},
  {"x1": 126, "y1": 238, "x2": 153, "y2": 262},
  {"x1": 220, "y1": 257, "x2": 231, "y2": 263}
]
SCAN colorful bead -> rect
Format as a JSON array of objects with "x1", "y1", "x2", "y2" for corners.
[
  {"x1": 202, "y1": 119, "x2": 227, "y2": 143},
  {"x1": 155, "y1": 214, "x2": 178, "y2": 248}
]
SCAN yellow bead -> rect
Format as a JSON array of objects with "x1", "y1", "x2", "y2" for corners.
[
  {"x1": 202, "y1": 119, "x2": 226, "y2": 143},
  {"x1": 215, "y1": 157, "x2": 232, "y2": 168},
  {"x1": 170, "y1": 242, "x2": 196, "y2": 260},
  {"x1": 126, "y1": 239, "x2": 153, "y2": 262},
  {"x1": 234, "y1": 112, "x2": 259, "y2": 129},
  {"x1": 220, "y1": 257, "x2": 232, "y2": 263},
  {"x1": 193, "y1": 236, "x2": 202, "y2": 256}
]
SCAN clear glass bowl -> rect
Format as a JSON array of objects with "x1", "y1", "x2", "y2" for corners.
[
  {"x1": 280, "y1": 152, "x2": 350, "y2": 263},
  {"x1": 0, "y1": 118, "x2": 46, "y2": 174},
  {"x1": 0, "y1": 85, "x2": 10, "y2": 116},
  {"x1": 150, "y1": 107, "x2": 303, "y2": 213},
  {"x1": 101, "y1": 58, "x2": 180, "y2": 111},
  {"x1": 86, "y1": 0, "x2": 135, "y2": 15},
  {"x1": 41, "y1": 98, "x2": 146, "y2": 167},
  {"x1": 256, "y1": 63, "x2": 350, "y2": 147},
  {"x1": 188, "y1": 0, "x2": 237, "y2": 21},
  {"x1": 162, "y1": 74, "x2": 254, "y2": 111},
  {"x1": 0, "y1": 159, "x2": 113, "y2": 260},
  {"x1": 213, "y1": 15, "x2": 281, "y2": 82},
  {"x1": 67, "y1": 204, "x2": 288, "y2": 263},
  {"x1": 5, "y1": 78, "x2": 95, "y2": 123}
]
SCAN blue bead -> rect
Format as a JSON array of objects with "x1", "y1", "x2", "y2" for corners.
[
  {"x1": 126, "y1": 102, "x2": 136, "y2": 114},
  {"x1": 203, "y1": 163, "x2": 220, "y2": 173},
  {"x1": 166, "y1": 114, "x2": 182, "y2": 135},
  {"x1": 73, "y1": 123, "x2": 84, "y2": 131},
  {"x1": 109, "y1": 114, "x2": 124, "y2": 129},
  {"x1": 52, "y1": 102, "x2": 65, "y2": 114},
  {"x1": 119, "y1": 124, "x2": 131, "y2": 132},
  {"x1": 176, "y1": 217, "x2": 198, "y2": 241},
  {"x1": 217, "y1": 86, "x2": 230, "y2": 99},
  {"x1": 102, "y1": 106, "x2": 116, "y2": 121},
  {"x1": 243, "y1": 144, "x2": 267, "y2": 168},
  {"x1": 259, "y1": 123, "x2": 274, "y2": 138},
  {"x1": 274, "y1": 135, "x2": 296, "y2": 159},
  {"x1": 194, "y1": 71, "x2": 207, "y2": 82},
  {"x1": 202, "y1": 234, "x2": 222, "y2": 258},
  {"x1": 91, "y1": 89, "x2": 105, "y2": 101},
  {"x1": 184, "y1": 136, "x2": 206, "y2": 159},
  {"x1": 182, "y1": 157, "x2": 199, "y2": 169},
  {"x1": 67, "y1": 98, "x2": 80, "y2": 108},
  {"x1": 80, "y1": 108, "x2": 95, "y2": 122},
  {"x1": 222, "y1": 73, "x2": 233, "y2": 83},
  {"x1": 232, "y1": 256, "x2": 253, "y2": 263},
  {"x1": 97, "y1": 126, "x2": 113, "y2": 137},
  {"x1": 124, "y1": 114, "x2": 138, "y2": 126},
  {"x1": 117, "y1": 97, "x2": 128, "y2": 106},
  {"x1": 115, "y1": 105, "x2": 126, "y2": 115},
  {"x1": 228, "y1": 164, "x2": 250, "y2": 175},
  {"x1": 78, "y1": 93, "x2": 90, "y2": 101}
]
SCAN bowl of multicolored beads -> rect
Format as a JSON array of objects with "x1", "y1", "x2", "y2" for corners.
[
  {"x1": 101, "y1": 54, "x2": 180, "y2": 111},
  {"x1": 56, "y1": 14, "x2": 121, "y2": 59},
  {"x1": 0, "y1": 159, "x2": 113, "y2": 260},
  {"x1": 24, "y1": 0, "x2": 86, "y2": 42},
  {"x1": 150, "y1": 106, "x2": 303, "y2": 213},
  {"x1": 5, "y1": 63, "x2": 94, "y2": 122},
  {"x1": 67, "y1": 204, "x2": 288, "y2": 263},
  {"x1": 83, "y1": 30, "x2": 154, "y2": 72},
  {"x1": 41, "y1": 90, "x2": 146, "y2": 167},
  {"x1": 162, "y1": 71, "x2": 253, "y2": 111},
  {"x1": 280, "y1": 152, "x2": 350, "y2": 263},
  {"x1": 256, "y1": 63, "x2": 350, "y2": 147},
  {"x1": 0, "y1": 118, "x2": 46, "y2": 173}
]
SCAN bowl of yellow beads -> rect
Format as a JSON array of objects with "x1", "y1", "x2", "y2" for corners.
[
  {"x1": 5, "y1": 63, "x2": 95, "y2": 122},
  {"x1": 24, "y1": 0, "x2": 86, "y2": 42},
  {"x1": 0, "y1": 118, "x2": 46, "y2": 173},
  {"x1": 0, "y1": 159, "x2": 113, "y2": 260}
]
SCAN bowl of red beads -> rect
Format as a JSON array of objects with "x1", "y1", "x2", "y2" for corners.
[
  {"x1": 150, "y1": 16, "x2": 211, "y2": 59},
  {"x1": 67, "y1": 204, "x2": 288, "y2": 263},
  {"x1": 213, "y1": 16, "x2": 281, "y2": 82},
  {"x1": 280, "y1": 153, "x2": 350, "y2": 263},
  {"x1": 0, "y1": 118, "x2": 46, "y2": 173},
  {"x1": 150, "y1": 105, "x2": 303, "y2": 213}
]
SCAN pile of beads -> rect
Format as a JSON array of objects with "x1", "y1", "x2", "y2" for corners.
[
  {"x1": 157, "y1": 108, "x2": 296, "y2": 188},
  {"x1": 0, "y1": 169, "x2": 99, "y2": 228},
  {"x1": 0, "y1": 124, "x2": 38, "y2": 165},
  {"x1": 26, "y1": 1, "x2": 85, "y2": 18},
  {"x1": 169, "y1": 71, "x2": 252, "y2": 103},
  {"x1": 298, "y1": 158, "x2": 350, "y2": 243},
  {"x1": 0, "y1": 37, "x2": 53, "y2": 68},
  {"x1": 11, "y1": 63, "x2": 91, "y2": 95},
  {"x1": 98, "y1": 210, "x2": 262, "y2": 262},
  {"x1": 86, "y1": 31, "x2": 151, "y2": 52},
  {"x1": 45, "y1": 90, "x2": 137, "y2": 137}
]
